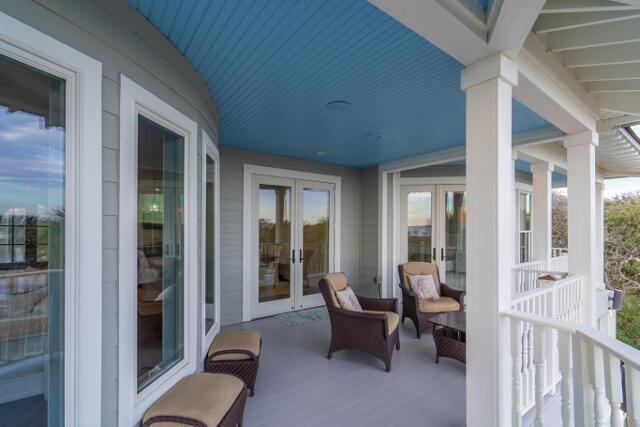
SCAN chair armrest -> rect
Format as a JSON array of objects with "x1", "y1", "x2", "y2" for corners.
[
  {"x1": 440, "y1": 283, "x2": 465, "y2": 307},
  {"x1": 357, "y1": 295, "x2": 397, "y2": 313}
]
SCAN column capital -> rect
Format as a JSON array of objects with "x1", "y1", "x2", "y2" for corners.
[
  {"x1": 563, "y1": 130, "x2": 599, "y2": 148},
  {"x1": 461, "y1": 53, "x2": 518, "y2": 91},
  {"x1": 531, "y1": 161, "x2": 554, "y2": 173}
]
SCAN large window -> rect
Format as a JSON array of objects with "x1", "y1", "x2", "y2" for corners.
[
  {"x1": 0, "y1": 13, "x2": 102, "y2": 426},
  {"x1": 119, "y1": 75, "x2": 197, "y2": 424},
  {"x1": 519, "y1": 191, "x2": 532, "y2": 263}
]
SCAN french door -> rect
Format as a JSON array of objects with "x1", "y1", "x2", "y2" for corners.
[
  {"x1": 251, "y1": 175, "x2": 335, "y2": 317},
  {"x1": 400, "y1": 184, "x2": 466, "y2": 290}
]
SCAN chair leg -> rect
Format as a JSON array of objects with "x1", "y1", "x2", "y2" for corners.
[
  {"x1": 396, "y1": 335, "x2": 400, "y2": 350},
  {"x1": 385, "y1": 362, "x2": 391, "y2": 373},
  {"x1": 327, "y1": 351, "x2": 332, "y2": 359}
]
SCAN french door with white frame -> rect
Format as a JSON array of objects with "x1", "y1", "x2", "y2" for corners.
[
  {"x1": 400, "y1": 184, "x2": 466, "y2": 290},
  {"x1": 248, "y1": 168, "x2": 338, "y2": 319}
]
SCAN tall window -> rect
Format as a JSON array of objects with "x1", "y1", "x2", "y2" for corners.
[
  {"x1": 204, "y1": 154, "x2": 216, "y2": 333},
  {"x1": 0, "y1": 53, "x2": 65, "y2": 426},
  {"x1": 519, "y1": 191, "x2": 532, "y2": 263},
  {"x1": 136, "y1": 115, "x2": 185, "y2": 391}
]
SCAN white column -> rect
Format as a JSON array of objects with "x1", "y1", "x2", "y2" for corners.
[
  {"x1": 565, "y1": 131, "x2": 599, "y2": 325},
  {"x1": 531, "y1": 161, "x2": 553, "y2": 267},
  {"x1": 462, "y1": 53, "x2": 517, "y2": 427},
  {"x1": 595, "y1": 181, "x2": 605, "y2": 289}
]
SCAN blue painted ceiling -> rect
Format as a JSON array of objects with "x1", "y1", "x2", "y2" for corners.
[{"x1": 130, "y1": 0, "x2": 553, "y2": 168}]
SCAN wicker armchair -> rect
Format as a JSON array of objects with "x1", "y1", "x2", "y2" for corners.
[
  {"x1": 319, "y1": 273, "x2": 400, "y2": 372},
  {"x1": 398, "y1": 262, "x2": 465, "y2": 339}
]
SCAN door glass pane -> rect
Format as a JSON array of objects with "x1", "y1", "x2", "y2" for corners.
[
  {"x1": 444, "y1": 191, "x2": 466, "y2": 290},
  {"x1": 407, "y1": 192, "x2": 432, "y2": 262},
  {"x1": 204, "y1": 155, "x2": 215, "y2": 333},
  {"x1": 0, "y1": 54, "x2": 65, "y2": 426},
  {"x1": 258, "y1": 185, "x2": 291, "y2": 303},
  {"x1": 302, "y1": 188, "x2": 330, "y2": 296},
  {"x1": 137, "y1": 115, "x2": 184, "y2": 392}
]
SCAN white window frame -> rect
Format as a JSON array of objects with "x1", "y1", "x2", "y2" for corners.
[
  {"x1": 517, "y1": 189, "x2": 533, "y2": 263},
  {"x1": 118, "y1": 75, "x2": 198, "y2": 425},
  {"x1": 0, "y1": 12, "x2": 102, "y2": 426},
  {"x1": 201, "y1": 130, "x2": 221, "y2": 359},
  {"x1": 242, "y1": 165, "x2": 341, "y2": 321}
]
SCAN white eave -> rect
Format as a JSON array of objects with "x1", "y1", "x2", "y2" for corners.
[{"x1": 597, "y1": 127, "x2": 640, "y2": 176}]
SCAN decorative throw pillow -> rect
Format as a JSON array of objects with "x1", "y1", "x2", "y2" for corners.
[
  {"x1": 409, "y1": 274, "x2": 440, "y2": 300},
  {"x1": 336, "y1": 286, "x2": 363, "y2": 311}
]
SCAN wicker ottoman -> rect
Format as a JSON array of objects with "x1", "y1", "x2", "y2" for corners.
[
  {"x1": 205, "y1": 330, "x2": 262, "y2": 396},
  {"x1": 142, "y1": 373, "x2": 247, "y2": 427}
]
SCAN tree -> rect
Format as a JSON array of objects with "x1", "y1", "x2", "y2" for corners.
[{"x1": 551, "y1": 191, "x2": 568, "y2": 249}]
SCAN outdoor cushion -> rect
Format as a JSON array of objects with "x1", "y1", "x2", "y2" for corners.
[
  {"x1": 208, "y1": 330, "x2": 261, "y2": 361},
  {"x1": 401, "y1": 262, "x2": 441, "y2": 294},
  {"x1": 409, "y1": 274, "x2": 440, "y2": 300},
  {"x1": 362, "y1": 310, "x2": 399, "y2": 334},
  {"x1": 322, "y1": 272, "x2": 349, "y2": 307},
  {"x1": 336, "y1": 286, "x2": 363, "y2": 311},
  {"x1": 418, "y1": 296, "x2": 460, "y2": 314},
  {"x1": 143, "y1": 373, "x2": 244, "y2": 427}
]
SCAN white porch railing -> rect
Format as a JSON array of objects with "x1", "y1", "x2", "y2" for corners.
[
  {"x1": 510, "y1": 275, "x2": 583, "y2": 416},
  {"x1": 512, "y1": 262, "x2": 547, "y2": 295},
  {"x1": 503, "y1": 308, "x2": 640, "y2": 427}
]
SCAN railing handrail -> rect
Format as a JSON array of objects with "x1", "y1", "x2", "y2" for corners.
[{"x1": 502, "y1": 309, "x2": 640, "y2": 371}]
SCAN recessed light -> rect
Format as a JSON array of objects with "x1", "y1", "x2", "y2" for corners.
[
  {"x1": 326, "y1": 100, "x2": 351, "y2": 111},
  {"x1": 364, "y1": 132, "x2": 383, "y2": 141},
  {"x1": 316, "y1": 151, "x2": 327, "y2": 156}
]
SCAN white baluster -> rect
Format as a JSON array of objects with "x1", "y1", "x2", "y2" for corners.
[
  {"x1": 522, "y1": 320, "x2": 531, "y2": 407},
  {"x1": 558, "y1": 331, "x2": 574, "y2": 427},
  {"x1": 512, "y1": 319, "x2": 524, "y2": 427},
  {"x1": 603, "y1": 351, "x2": 624, "y2": 427},
  {"x1": 534, "y1": 325, "x2": 547, "y2": 427},
  {"x1": 528, "y1": 316, "x2": 536, "y2": 408},
  {"x1": 586, "y1": 343, "x2": 609, "y2": 427},
  {"x1": 627, "y1": 366, "x2": 640, "y2": 427}
]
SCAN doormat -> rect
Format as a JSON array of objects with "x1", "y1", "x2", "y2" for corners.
[{"x1": 275, "y1": 307, "x2": 329, "y2": 326}]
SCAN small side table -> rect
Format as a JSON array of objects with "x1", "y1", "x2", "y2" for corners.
[{"x1": 429, "y1": 312, "x2": 466, "y2": 364}]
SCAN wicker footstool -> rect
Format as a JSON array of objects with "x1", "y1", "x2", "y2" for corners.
[
  {"x1": 205, "y1": 330, "x2": 262, "y2": 396},
  {"x1": 142, "y1": 373, "x2": 247, "y2": 427}
]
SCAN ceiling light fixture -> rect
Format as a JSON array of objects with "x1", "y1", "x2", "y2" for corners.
[{"x1": 326, "y1": 100, "x2": 351, "y2": 111}]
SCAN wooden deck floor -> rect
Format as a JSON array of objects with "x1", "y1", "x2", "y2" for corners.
[{"x1": 225, "y1": 313, "x2": 466, "y2": 427}]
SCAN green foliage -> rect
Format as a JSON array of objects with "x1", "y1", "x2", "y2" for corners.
[{"x1": 617, "y1": 293, "x2": 640, "y2": 350}]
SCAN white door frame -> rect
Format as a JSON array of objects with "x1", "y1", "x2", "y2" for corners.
[
  {"x1": 436, "y1": 184, "x2": 466, "y2": 287},
  {"x1": 201, "y1": 130, "x2": 221, "y2": 360},
  {"x1": 242, "y1": 165, "x2": 341, "y2": 321},
  {"x1": 0, "y1": 12, "x2": 103, "y2": 426}
]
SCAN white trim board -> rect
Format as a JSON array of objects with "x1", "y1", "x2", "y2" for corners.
[
  {"x1": 0, "y1": 11, "x2": 103, "y2": 427},
  {"x1": 201, "y1": 130, "x2": 221, "y2": 362},
  {"x1": 242, "y1": 164, "x2": 342, "y2": 321},
  {"x1": 118, "y1": 74, "x2": 199, "y2": 426}
]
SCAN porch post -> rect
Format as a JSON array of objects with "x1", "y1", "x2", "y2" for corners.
[
  {"x1": 565, "y1": 131, "x2": 599, "y2": 325},
  {"x1": 595, "y1": 181, "x2": 605, "y2": 289},
  {"x1": 461, "y1": 53, "x2": 517, "y2": 427},
  {"x1": 531, "y1": 162, "x2": 553, "y2": 268}
]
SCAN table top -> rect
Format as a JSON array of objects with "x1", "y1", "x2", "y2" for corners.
[{"x1": 429, "y1": 311, "x2": 466, "y2": 333}]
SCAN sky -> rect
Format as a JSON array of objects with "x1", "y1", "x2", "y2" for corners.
[{"x1": 602, "y1": 177, "x2": 640, "y2": 199}]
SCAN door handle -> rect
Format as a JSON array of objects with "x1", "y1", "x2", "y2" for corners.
[
  {"x1": 441, "y1": 248, "x2": 446, "y2": 261},
  {"x1": 299, "y1": 249, "x2": 304, "y2": 263},
  {"x1": 291, "y1": 249, "x2": 296, "y2": 264},
  {"x1": 432, "y1": 247, "x2": 436, "y2": 262}
]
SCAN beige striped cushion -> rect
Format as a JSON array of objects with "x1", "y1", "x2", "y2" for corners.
[
  {"x1": 143, "y1": 373, "x2": 243, "y2": 427},
  {"x1": 208, "y1": 330, "x2": 261, "y2": 361}
]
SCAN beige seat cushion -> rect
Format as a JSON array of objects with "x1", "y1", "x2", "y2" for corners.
[
  {"x1": 143, "y1": 373, "x2": 244, "y2": 427},
  {"x1": 208, "y1": 330, "x2": 261, "y2": 361},
  {"x1": 418, "y1": 296, "x2": 460, "y2": 314},
  {"x1": 363, "y1": 310, "x2": 399, "y2": 334},
  {"x1": 322, "y1": 272, "x2": 349, "y2": 307},
  {"x1": 401, "y1": 262, "x2": 441, "y2": 294}
]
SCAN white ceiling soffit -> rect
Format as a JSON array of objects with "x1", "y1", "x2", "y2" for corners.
[{"x1": 596, "y1": 127, "x2": 640, "y2": 176}]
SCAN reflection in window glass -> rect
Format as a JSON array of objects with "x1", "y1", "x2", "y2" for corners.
[
  {"x1": 136, "y1": 115, "x2": 184, "y2": 391},
  {"x1": 407, "y1": 192, "x2": 433, "y2": 262},
  {"x1": 0, "y1": 54, "x2": 65, "y2": 426},
  {"x1": 302, "y1": 189, "x2": 330, "y2": 296},
  {"x1": 204, "y1": 155, "x2": 215, "y2": 333}
]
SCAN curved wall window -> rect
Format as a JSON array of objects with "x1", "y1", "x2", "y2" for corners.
[{"x1": 0, "y1": 54, "x2": 65, "y2": 426}]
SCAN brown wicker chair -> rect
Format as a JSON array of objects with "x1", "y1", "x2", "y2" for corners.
[
  {"x1": 398, "y1": 262, "x2": 465, "y2": 339},
  {"x1": 319, "y1": 272, "x2": 400, "y2": 372}
]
